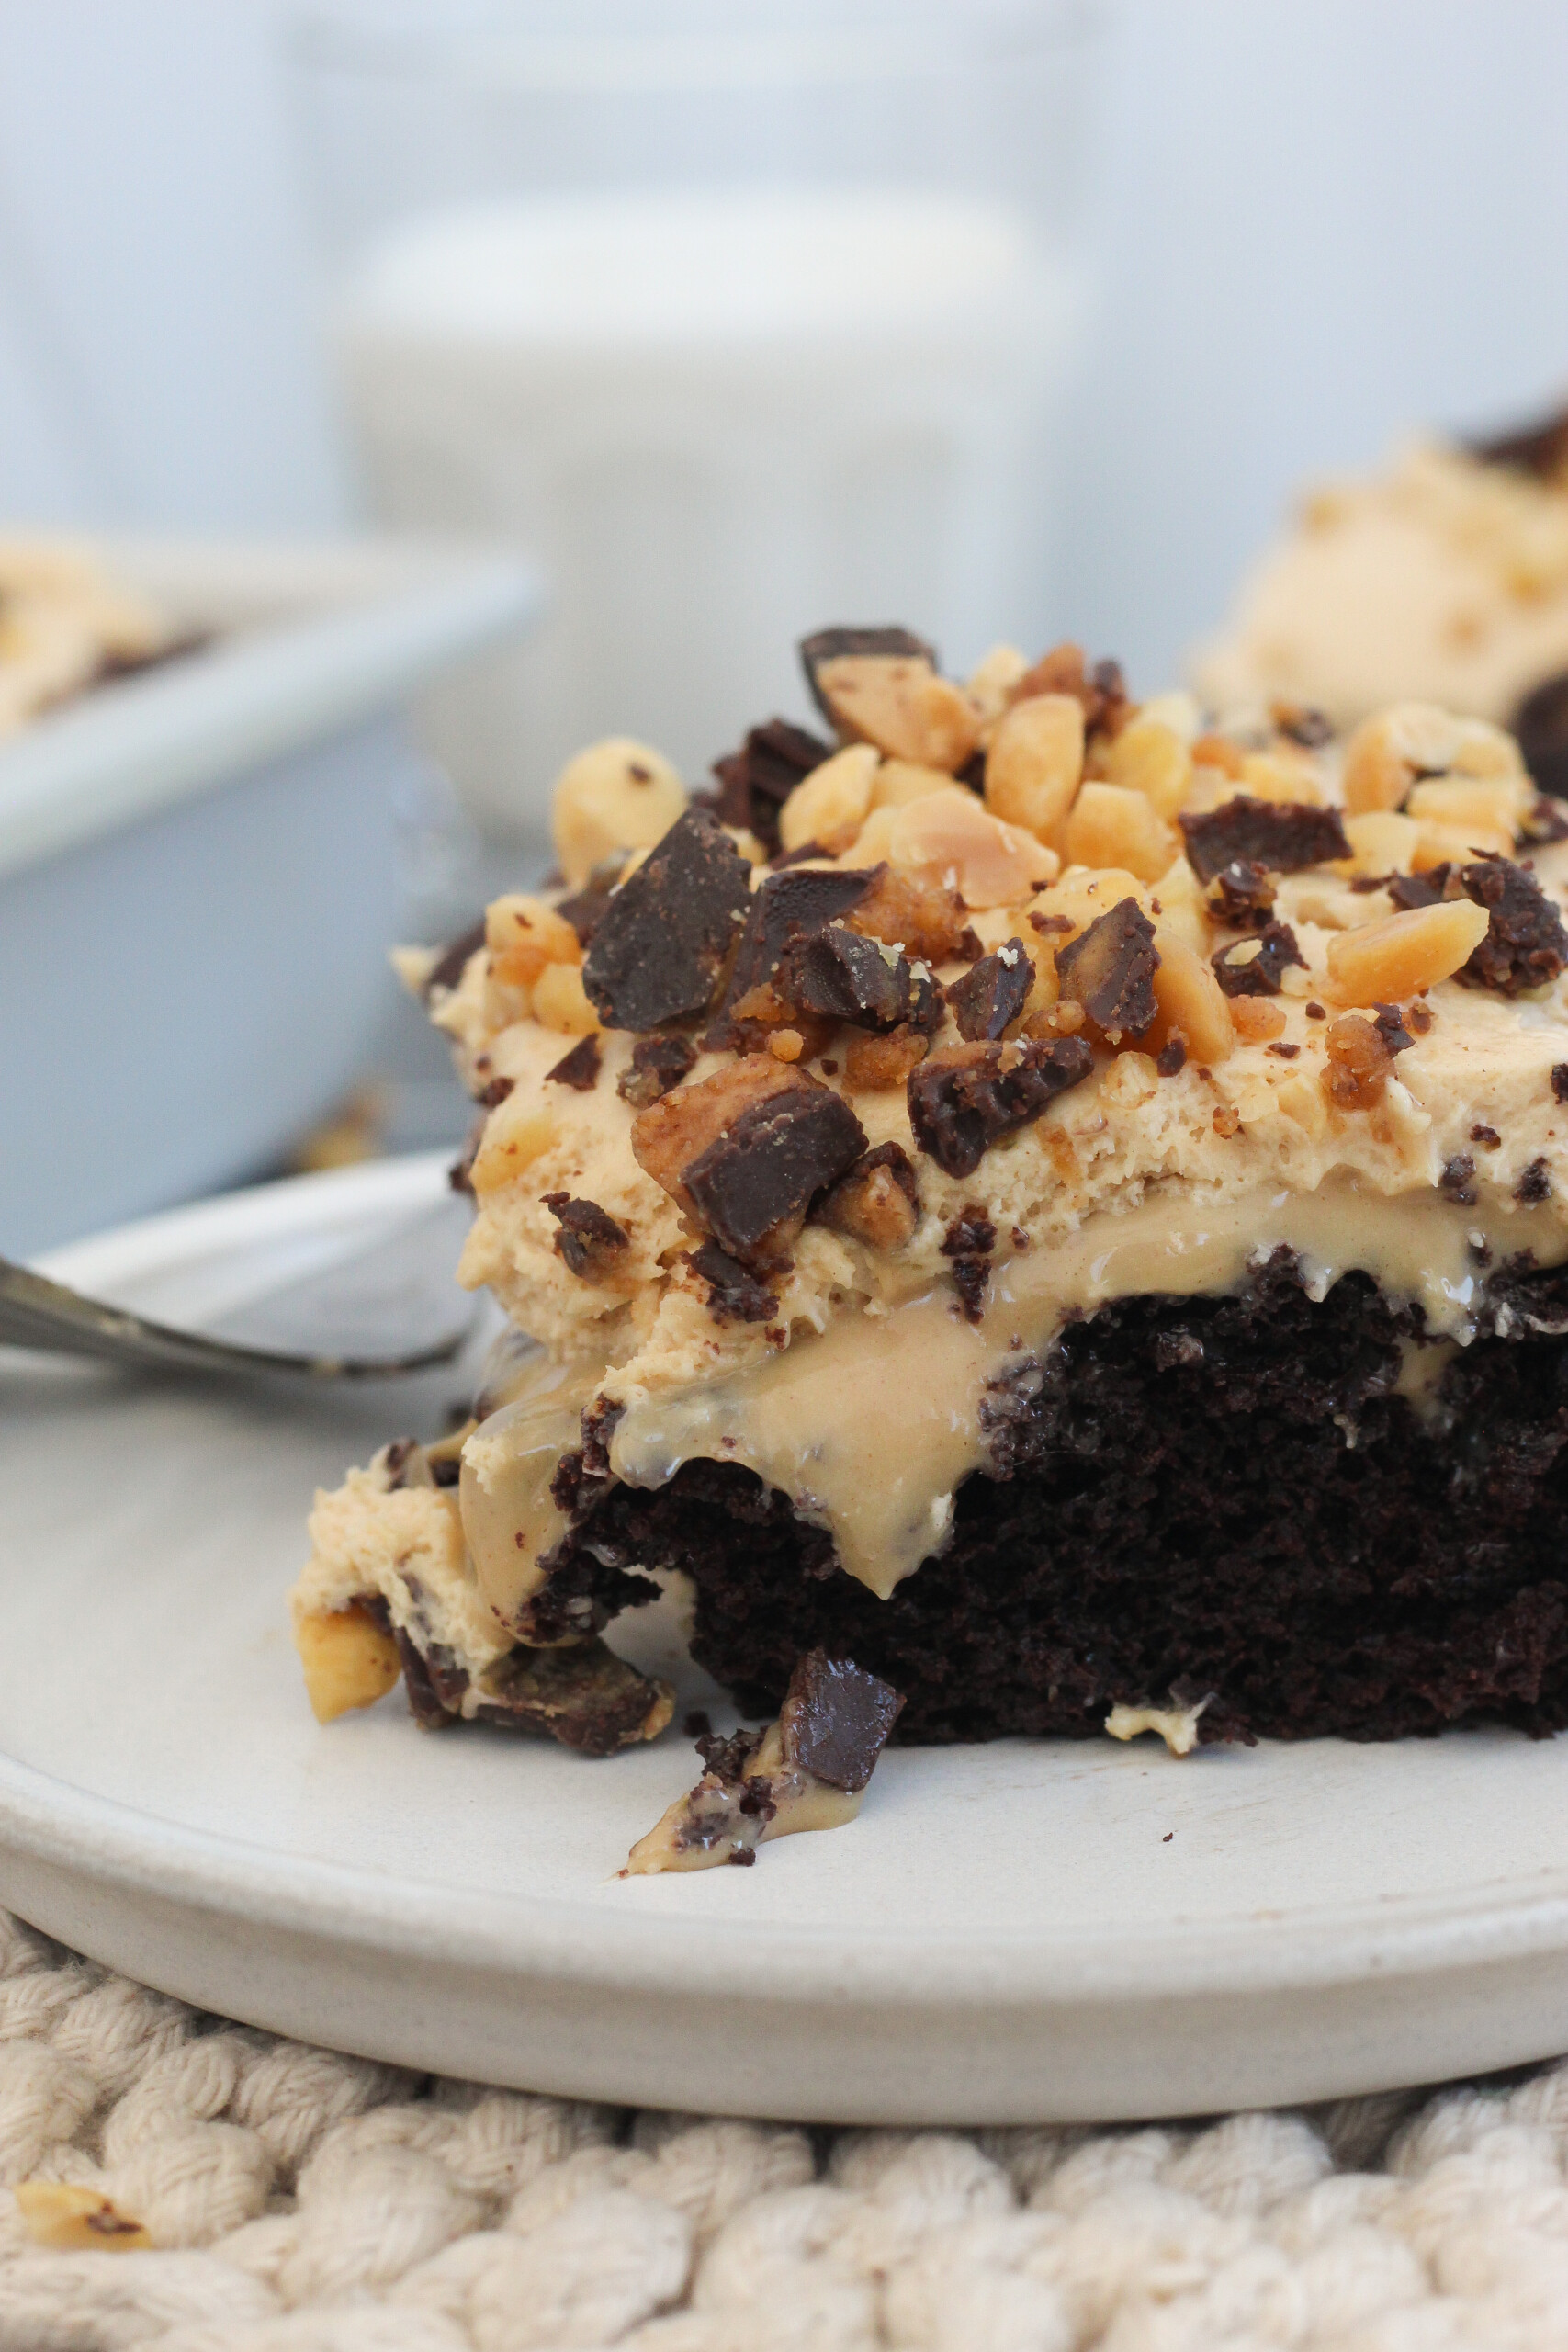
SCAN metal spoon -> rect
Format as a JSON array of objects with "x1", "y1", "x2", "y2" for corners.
[{"x1": 0, "y1": 1197, "x2": 479, "y2": 1379}]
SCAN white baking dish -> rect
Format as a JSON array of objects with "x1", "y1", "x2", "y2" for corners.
[{"x1": 0, "y1": 537, "x2": 538, "y2": 1253}]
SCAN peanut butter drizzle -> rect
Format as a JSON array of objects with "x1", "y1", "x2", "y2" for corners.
[{"x1": 465, "y1": 1180, "x2": 1568, "y2": 1615}]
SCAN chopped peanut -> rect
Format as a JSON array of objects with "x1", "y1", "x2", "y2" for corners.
[
  {"x1": 1341, "y1": 809, "x2": 1421, "y2": 877},
  {"x1": 13, "y1": 2184, "x2": 152, "y2": 2252},
  {"x1": 1343, "y1": 704, "x2": 1523, "y2": 815},
  {"x1": 1404, "y1": 773, "x2": 1535, "y2": 839},
  {"x1": 1229, "y1": 997, "x2": 1287, "y2": 1043},
  {"x1": 1411, "y1": 818, "x2": 1515, "y2": 869},
  {"x1": 1325, "y1": 898, "x2": 1490, "y2": 1002},
  {"x1": 1191, "y1": 733, "x2": 1247, "y2": 780},
  {"x1": 870, "y1": 757, "x2": 955, "y2": 809},
  {"x1": 778, "y1": 743, "x2": 879, "y2": 853},
  {"x1": 1064, "y1": 783, "x2": 1178, "y2": 886},
  {"x1": 1237, "y1": 751, "x2": 1324, "y2": 807},
  {"x1": 1100, "y1": 1050, "x2": 1160, "y2": 1108},
  {"x1": 295, "y1": 1602, "x2": 402, "y2": 1724},
  {"x1": 531, "y1": 961, "x2": 603, "y2": 1035},
  {"x1": 551, "y1": 737, "x2": 687, "y2": 888},
  {"x1": 469, "y1": 1097, "x2": 558, "y2": 1194},
  {"x1": 888, "y1": 786, "x2": 1056, "y2": 906},
  {"x1": 847, "y1": 865, "x2": 974, "y2": 963},
  {"x1": 964, "y1": 641, "x2": 1031, "y2": 732},
  {"x1": 1101, "y1": 714, "x2": 1191, "y2": 819},
  {"x1": 984, "y1": 694, "x2": 1085, "y2": 842},
  {"x1": 485, "y1": 895, "x2": 581, "y2": 990},
  {"x1": 1145, "y1": 929, "x2": 1234, "y2": 1064},
  {"x1": 1148, "y1": 855, "x2": 1210, "y2": 954},
  {"x1": 814, "y1": 654, "x2": 979, "y2": 769},
  {"x1": 1275, "y1": 1070, "x2": 1329, "y2": 1138}
]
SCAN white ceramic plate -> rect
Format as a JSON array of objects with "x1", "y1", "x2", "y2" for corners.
[{"x1": 6, "y1": 1155, "x2": 1568, "y2": 2126}]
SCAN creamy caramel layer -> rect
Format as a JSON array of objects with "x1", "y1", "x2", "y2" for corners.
[{"x1": 461, "y1": 1177, "x2": 1568, "y2": 1616}]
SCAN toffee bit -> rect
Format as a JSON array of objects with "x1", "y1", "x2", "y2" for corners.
[
  {"x1": 1211, "y1": 922, "x2": 1306, "y2": 999},
  {"x1": 544, "y1": 1034, "x2": 602, "y2": 1091},
  {"x1": 616, "y1": 1032, "x2": 698, "y2": 1110},
  {"x1": 1454, "y1": 856, "x2": 1568, "y2": 997},
  {"x1": 1156, "y1": 1033, "x2": 1188, "y2": 1077},
  {"x1": 1517, "y1": 1156, "x2": 1552, "y2": 1204},
  {"x1": 798, "y1": 624, "x2": 937, "y2": 721},
  {"x1": 581, "y1": 807, "x2": 752, "y2": 1030},
  {"x1": 946, "y1": 936, "x2": 1035, "y2": 1042},
  {"x1": 715, "y1": 866, "x2": 879, "y2": 1041},
  {"x1": 683, "y1": 1084, "x2": 867, "y2": 1257},
  {"x1": 541, "y1": 1193, "x2": 630, "y2": 1281},
  {"x1": 842, "y1": 1022, "x2": 931, "y2": 1091},
  {"x1": 1179, "y1": 795, "x2": 1351, "y2": 884},
  {"x1": 908, "y1": 1036, "x2": 1094, "y2": 1179},
  {"x1": 1371, "y1": 1002, "x2": 1416, "y2": 1057},
  {"x1": 781, "y1": 1649, "x2": 905, "y2": 1793},
  {"x1": 812, "y1": 1139, "x2": 919, "y2": 1251},
  {"x1": 1055, "y1": 897, "x2": 1159, "y2": 1038},
  {"x1": 1324, "y1": 1013, "x2": 1394, "y2": 1110},
  {"x1": 687, "y1": 1239, "x2": 778, "y2": 1325},
  {"x1": 1439, "y1": 1154, "x2": 1479, "y2": 1206},
  {"x1": 1212, "y1": 1104, "x2": 1241, "y2": 1137}
]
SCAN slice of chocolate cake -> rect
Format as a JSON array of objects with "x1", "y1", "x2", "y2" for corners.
[{"x1": 291, "y1": 628, "x2": 1568, "y2": 1868}]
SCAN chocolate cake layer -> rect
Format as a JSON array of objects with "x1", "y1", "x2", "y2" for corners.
[{"x1": 550, "y1": 1252, "x2": 1568, "y2": 1746}]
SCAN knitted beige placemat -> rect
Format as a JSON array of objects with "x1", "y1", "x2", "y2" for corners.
[{"x1": 3, "y1": 1907, "x2": 1567, "y2": 2352}]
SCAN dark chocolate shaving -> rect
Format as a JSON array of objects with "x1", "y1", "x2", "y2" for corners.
[
  {"x1": 423, "y1": 919, "x2": 485, "y2": 1001},
  {"x1": 946, "y1": 937, "x2": 1035, "y2": 1042},
  {"x1": 908, "y1": 1036, "x2": 1095, "y2": 1180},
  {"x1": 1205, "y1": 858, "x2": 1278, "y2": 931},
  {"x1": 1455, "y1": 856, "x2": 1568, "y2": 997},
  {"x1": 581, "y1": 808, "x2": 752, "y2": 1030},
  {"x1": 556, "y1": 859, "x2": 625, "y2": 948},
  {"x1": 708, "y1": 718, "x2": 833, "y2": 853},
  {"x1": 779, "y1": 1649, "x2": 904, "y2": 1793},
  {"x1": 544, "y1": 1034, "x2": 602, "y2": 1091},
  {"x1": 1055, "y1": 898, "x2": 1159, "y2": 1037},
  {"x1": 617, "y1": 1033, "x2": 699, "y2": 1110},
  {"x1": 798, "y1": 625, "x2": 936, "y2": 723},
  {"x1": 1211, "y1": 922, "x2": 1306, "y2": 998},
  {"x1": 687, "y1": 1240, "x2": 778, "y2": 1325},
  {"x1": 783, "y1": 922, "x2": 940, "y2": 1035},
  {"x1": 683, "y1": 1085, "x2": 867, "y2": 1257},
  {"x1": 1179, "y1": 795, "x2": 1351, "y2": 884},
  {"x1": 1515, "y1": 669, "x2": 1568, "y2": 806},
  {"x1": 541, "y1": 1193, "x2": 629, "y2": 1281}
]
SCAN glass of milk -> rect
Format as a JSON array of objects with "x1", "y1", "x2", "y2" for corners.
[{"x1": 293, "y1": 2, "x2": 1105, "y2": 840}]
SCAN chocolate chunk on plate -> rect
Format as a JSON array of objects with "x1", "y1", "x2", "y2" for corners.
[
  {"x1": 908, "y1": 1035, "x2": 1095, "y2": 1180},
  {"x1": 947, "y1": 937, "x2": 1035, "y2": 1041},
  {"x1": 1179, "y1": 796, "x2": 1351, "y2": 884},
  {"x1": 582, "y1": 808, "x2": 752, "y2": 1031},
  {"x1": 684, "y1": 1081, "x2": 867, "y2": 1258},
  {"x1": 1055, "y1": 899, "x2": 1159, "y2": 1037},
  {"x1": 779, "y1": 1649, "x2": 905, "y2": 1792}
]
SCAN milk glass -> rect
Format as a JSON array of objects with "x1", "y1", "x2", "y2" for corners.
[{"x1": 294, "y1": 3, "x2": 1104, "y2": 838}]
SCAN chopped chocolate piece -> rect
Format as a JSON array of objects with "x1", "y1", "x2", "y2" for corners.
[
  {"x1": 842, "y1": 1023, "x2": 931, "y2": 1091},
  {"x1": 813, "y1": 1140, "x2": 920, "y2": 1250},
  {"x1": 1388, "y1": 867, "x2": 1450, "y2": 911},
  {"x1": 798, "y1": 625, "x2": 937, "y2": 723},
  {"x1": 946, "y1": 937, "x2": 1035, "y2": 1042},
  {"x1": 1407, "y1": 1001, "x2": 1433, "y2": 1033},
  {"x1": 556, "y1": 858, "x2": 625, "y2": 948},
  {"x1": 448, "y1": 1119, "x2": 483, "y2": 1196},
  {"x1": 1205, "y1": 856, "x2": 1279, "y2": 931},
  {"x1": 1014, "y1": 642, "x2": 1129, "y2": 741},
  {"x1": 716, "y1": 865, "x2": 878, "y2": 1037},
  {"x1": 941, "y1": 1203, "x2": 997, "y2": 1322},
  {"x1": 684, "y1": 1708, "x2": 714, "y2": 1741},
  {"x1": 1029, "y1": 910, "x2": 1073, "y2": 936},
  {"x1": 541, "y1": 1193, "x2": 629, "y2": 1281},
  {"x1": 1515, "y1": 668, "x2": 1568, "y2": 804},
  {"x1": 844, "y1": 865, "x2": 976, "y2": 965},
  {"x1": 1517, "y1": 1157, "x2": 1552, "y2": 1204},
  {"x1": 1156, "y1": 1035, "x2": 1188, "y2": 1077},
  {"x1": 783, "y1": 922, "x2": 941, "y2": 1035},
  {"x1": 770, "y1": 838, "x2": 829, "y2": 870},
  {"x1": 430, "y1": 1454, "x2": 461, "y2": 1489},
  {"x1": 954, "y1": 746, "x2": 987, "y2": 792},
  {"x1": 688, "y1": 1240, "x2": 778, "y2": 1324},
  {"x1": 544, "y1": 1034, "x2": 602, "y2": 1091},
  {"x1": 1455, "y1": 856, "x2": 1568, "y2": 997},
  {"x1": 617, "y1": 1032, "x2": 698, "y2": 1110},
  {"x1": 1211, "y1": 922, "x2": 1306, "y2": 998},
  {"x1": 1179, "y1": 796, "x2": 1351, "y2": 884},
  {"x1": 1349, "y1": 872, "x2": 1397, "y2": 893},
  {"x1": 778, "y1": 1650, "x2": 904, "y2": 1792},
  {"x1": 475, "y1": 1636, "x2": 672, "y2": 1758},
  {"x1": 582, "y1": 808, "x2": 752, "y2": 1030},
  {"x1": 1305, "y1": 1001, "x2": 1326, "y2": 1020},
  {"x1": 908, "y1": 1035, "x2": 1095, "y2": 1179},
  {"x1": 1440, "y1": 1153, "x2": 1478, "y2": 1205},
  {"x1": 1470, "y1": 402, "x2": 1568, "y2": 481},
  {"x1": 422, "y1": 919, "x2": 486, "y2": 1001},
  {"x1": 476, "y1": 1076, "x2": 514, "y2": 1109},
  {"x1": 709, "y1": 717, "x2": 833, "y2": 851},
  {"x1": 1055, "y1": 898, "x2": 1160, "y2": 1038},
  {"x1": 683, "y1": 1082, "x2": 867, "y2": 1257},
  {"x1": 1471, "y1": 1124, "x2": 1502, "y2": 1149},
  {"x1": 1266, "y1": 1040, "x2": 1301, "y2": 1058},
  {"x1": 1271, "y1": 702, "x2": 1335, "y2": 749},
  {"x1": 1553, "y1": 1065, "x2": 1568, "y2": 1105},
  {"x1": 1372, "y1": 1002, "x2": 1416, "y2": 1057}
]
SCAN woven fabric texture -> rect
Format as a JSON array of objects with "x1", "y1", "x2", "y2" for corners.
[{"x1": 3, "y1": 1910, "x2": 1568, "y2": 2351}]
